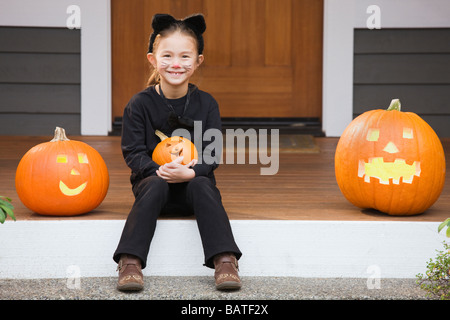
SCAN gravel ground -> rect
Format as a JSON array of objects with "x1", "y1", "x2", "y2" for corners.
[{"x1": 0, "y1": 276, "x2": 432, "y2": 300}]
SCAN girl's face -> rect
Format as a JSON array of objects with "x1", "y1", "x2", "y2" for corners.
[{"x1": 148, "y1": 31, "x2": 204, "y2": 89}]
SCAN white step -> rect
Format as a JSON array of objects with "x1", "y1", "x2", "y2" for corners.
[{"x1": 0, "y1": 220, "x2": 445, "y2": 279}]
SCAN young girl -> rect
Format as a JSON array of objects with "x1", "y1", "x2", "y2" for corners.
[{"x1": 113, "y1": 13, "x2": 242, "y2": 291}]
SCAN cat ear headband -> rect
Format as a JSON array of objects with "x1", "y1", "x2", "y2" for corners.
[{"x1": 148, "y1": 13, "x2": 206, "y2": 54}]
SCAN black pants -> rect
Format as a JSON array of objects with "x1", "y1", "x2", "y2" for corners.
[{"x1": 113, "y1": 175, "x2": 241, "y2": 269}]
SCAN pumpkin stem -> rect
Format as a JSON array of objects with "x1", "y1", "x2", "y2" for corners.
[
  {"x1": 155, "y1": 130, "x2": 168, "y2": 141},
  {"x1": 387, "y1": 99, "x2": 401, "y2": 111},
  {"x1": 50, "y1": 127, "x2": 70, "y2": 142}
]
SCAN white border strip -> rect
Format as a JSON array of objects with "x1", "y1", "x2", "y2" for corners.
[{"x1": 0, "y1": 220, "x2": 445, "y2": 279}]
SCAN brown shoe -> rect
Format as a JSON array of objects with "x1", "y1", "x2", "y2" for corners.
[
  {"x1": 214, "y1": 253, "x2": 241, "y2": 290},
  {"x1": 116, "y1": 254, "x2": 144, "y2": 291}
]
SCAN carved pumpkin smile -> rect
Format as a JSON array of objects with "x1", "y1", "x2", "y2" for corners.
[
  {"x1": 59, "y1": 180, "x2": 88, "y2": 196},
  {"x1": 358, "y1": 157, "x2": 421, "y2": 185}
]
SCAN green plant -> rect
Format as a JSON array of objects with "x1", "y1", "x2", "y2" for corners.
[
  {"x1": 416, "y1": 241, "x2": 450, "y2": 300},
  {"x1": 415, "y1": 220, "x2": 450, "y2": 300},
  {"x1": 438, "y1": 218, "x2": 450, "y2": 237},
  {"x1": 0, "y1": 196, "x2": 16, "y2": 224}
]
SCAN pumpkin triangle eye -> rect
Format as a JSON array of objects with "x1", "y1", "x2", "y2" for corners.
[{"x1": 383, "y1": 142, "x2": 399, "y2": 154}]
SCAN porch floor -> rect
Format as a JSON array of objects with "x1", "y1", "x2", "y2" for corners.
[{"x1": 1, "y1": 135, "x2": 449, "y2": 222}]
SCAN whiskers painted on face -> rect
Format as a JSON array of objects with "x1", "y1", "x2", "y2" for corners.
[
  {"x1": 159, "y1": 61, "x2": 192, "y2": 71},
  {"x1": 181, "y1": 63, "x2": 192, "y2": 71}
]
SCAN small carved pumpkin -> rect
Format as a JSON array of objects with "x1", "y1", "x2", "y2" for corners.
[
  {"x1": 152, "y1": 130, "x2": 198, "y2": 166},
  {"x1": 15, "y1": 127, "x2": 109, "y2": 216},
  {"x1": 335, "y1": 99, "x2": 446, "y2": 215}
]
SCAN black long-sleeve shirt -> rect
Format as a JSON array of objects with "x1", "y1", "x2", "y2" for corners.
[{"x1": 121, "y1": 84, "x2": 221, "y2": 185}]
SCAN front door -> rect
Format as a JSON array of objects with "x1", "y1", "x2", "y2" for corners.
[{"x1": 111, "y1": 0, "x2": 323, "y2": 119}]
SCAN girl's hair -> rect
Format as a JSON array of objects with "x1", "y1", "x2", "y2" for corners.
[
  {"x1": 147, "y1": 25, "x2": 199, "y2": 87},
  {"x1": 146, "y1": 14, "x2": 206, "y2": 87}
]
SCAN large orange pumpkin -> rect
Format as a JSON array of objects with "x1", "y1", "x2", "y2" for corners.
[
  {"x1": 152, "y1": 130, "x2": 198, "y2": 166},
  {"x1": 15, "y1": 127, "x2": 109, "y2": 216},
  {"x1": 335, "y1": 99, "x2": 446, "y2": 215}
]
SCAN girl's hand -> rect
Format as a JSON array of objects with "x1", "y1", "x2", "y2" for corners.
[{"x1": 156, "y1": 157, "x2": 197, "y2": 183}]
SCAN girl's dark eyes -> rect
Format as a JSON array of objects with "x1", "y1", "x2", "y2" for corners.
[{"x1": 161, "y1": 55, "x2": 190, "y2": 59}]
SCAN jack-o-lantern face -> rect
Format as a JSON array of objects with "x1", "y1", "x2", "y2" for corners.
[
  {"x1": 335, "y1": 99, "x2": 446, "y2": 216},
  {"x1": 165, "y1": 139, "x2": 188, "y2": 162},
  {"x1": 152, "y1": 130, "x2": 198, "y2": 166},
  {"x1": 358, "y1": 127, "x2": 421, "y2": 185},
  {"x1": 57, "y1": 153, "x2": 89, "y2": 196},
  {"x1": 15, "y1": 127, "x2": 109, "y2": 216}
]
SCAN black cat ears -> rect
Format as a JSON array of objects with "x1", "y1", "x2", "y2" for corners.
[
  {"x1": 148, "y1": 13, "x2": 206, "y2": 54},
  {"x1": 151, "y1": 14, "x2": 206, "y2": 36}
]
